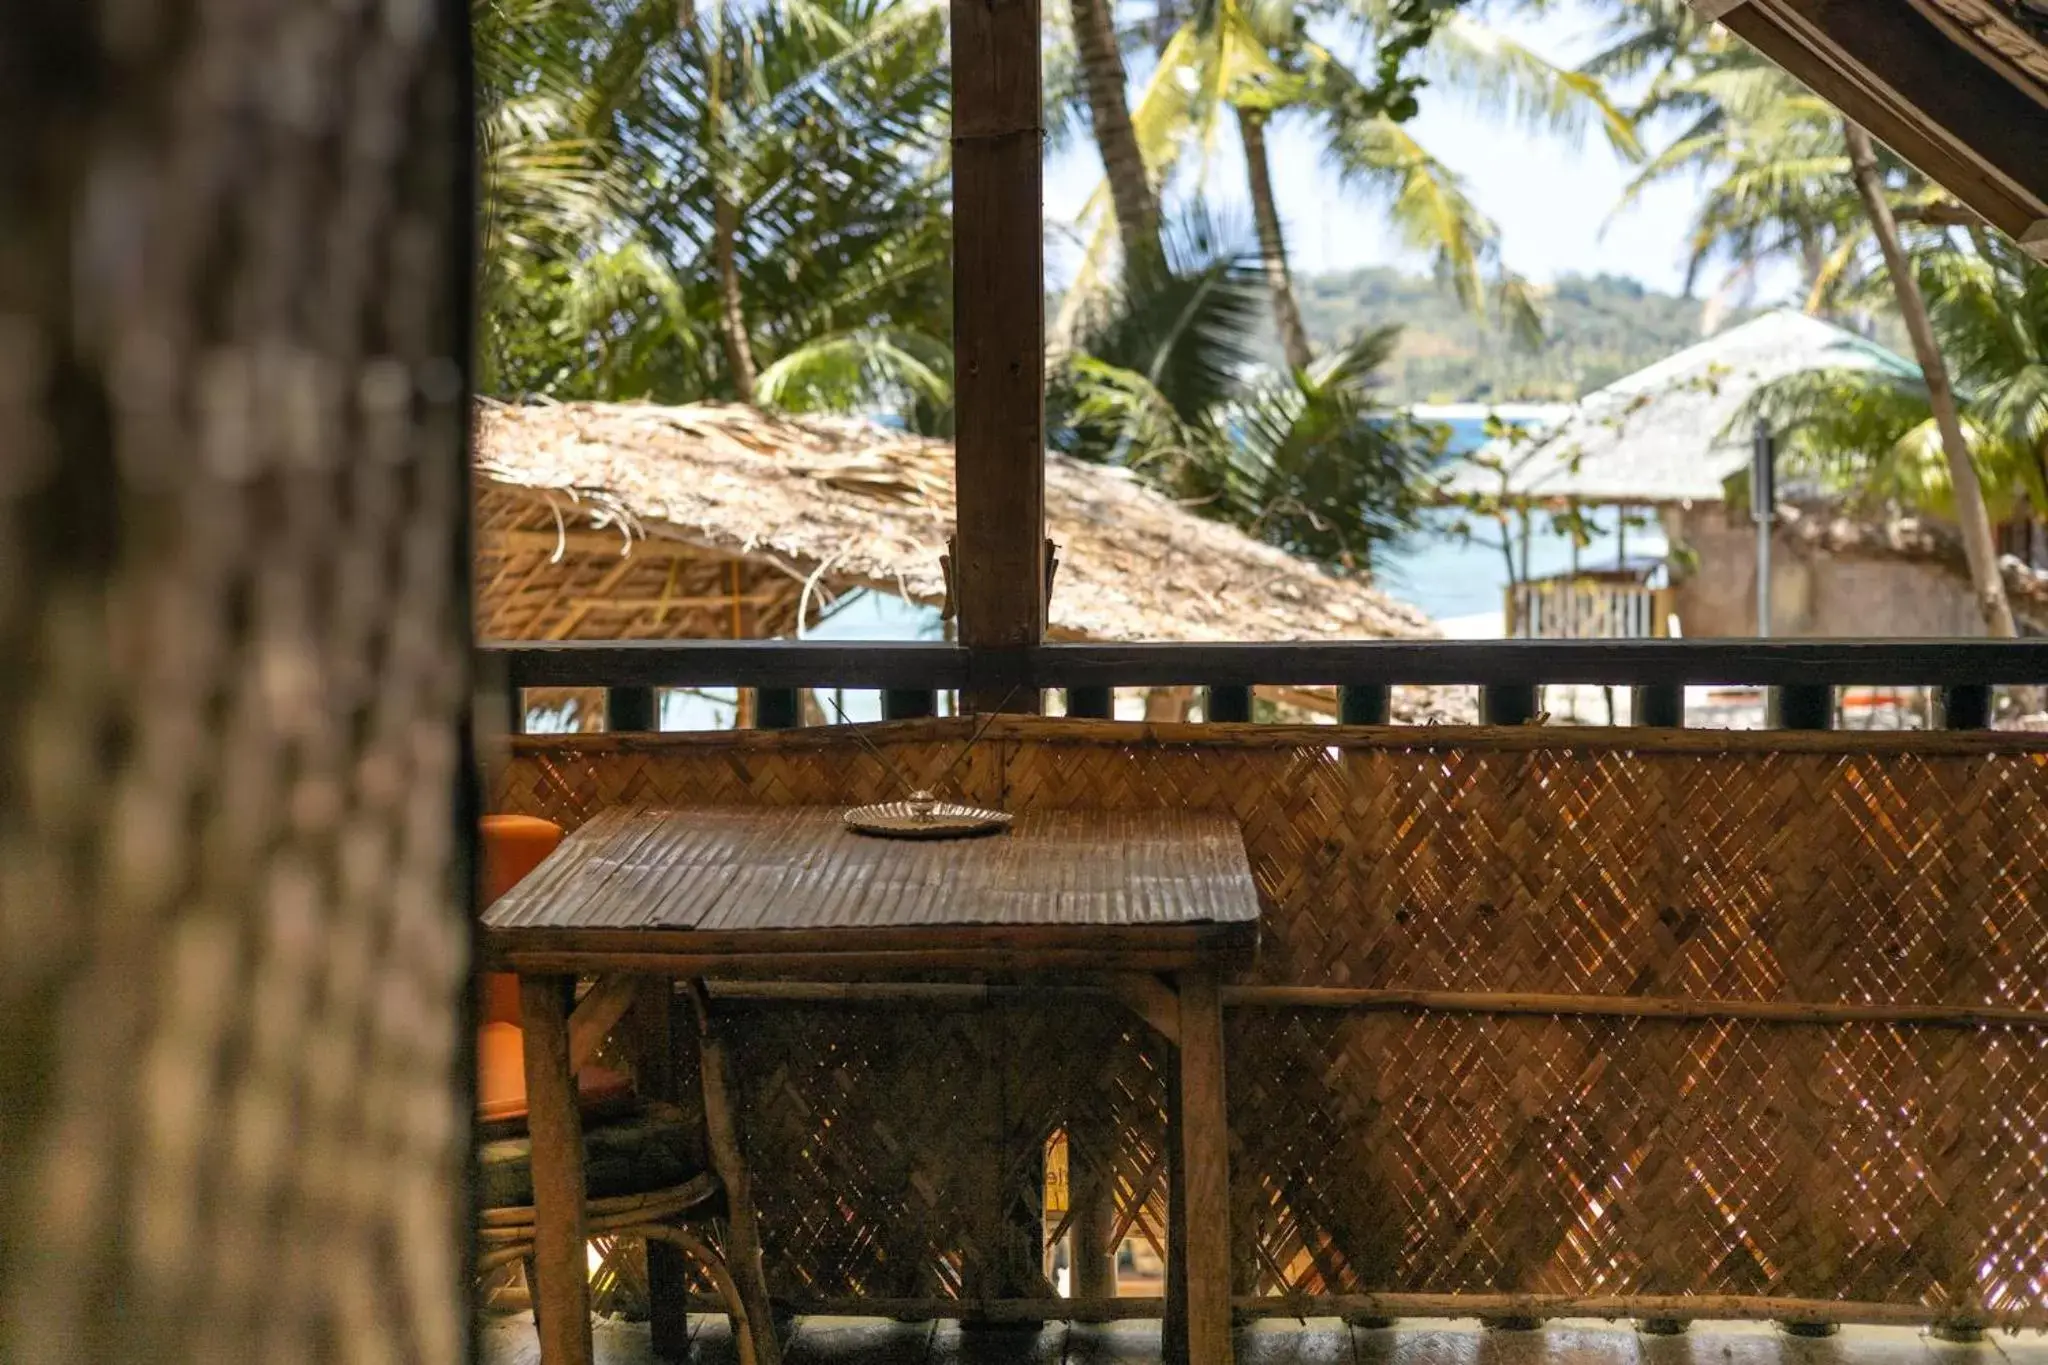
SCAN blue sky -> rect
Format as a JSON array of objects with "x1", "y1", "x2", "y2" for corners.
[{"x1": 1045, "y1": 0, "x2": 1711, "y2": 295}]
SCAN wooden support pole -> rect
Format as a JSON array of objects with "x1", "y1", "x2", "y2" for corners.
[
  {"x1": 883, "y1": 688, "x2": 938, "y2": 720},
  {"x1": 1162, "y1": 1053, "x2": 1187, "y2": 1365},
  {"x1": 1171, "y1": 970, "x2": 1233, "y2": 1365},
  {"x1": 1770, "y1": 684, "x2": 1834, "y2": 730},
  {"x1": 1205, "y1": 686, "x2": 1253, "y2": 723},
  {"x1": 1065, "y1": 686, "x2": 1113, "y2": 719},
  {"x1": 1481, "y1": 684, "x2": 1540, "y2": 726},
  {"x1": 689, "y1": 983, "x2": 785, "y2": 1365},
  {"x1": 519, "y1": 975, "x2": 594, "y2": 1365},
  {"x1": 951, "y1": 0, "x2": 1046, "y2": 713},
  {"x1": 606, "y1": 686, "x2": 658, "y2": 733},
  {"x1": 754, "y1": 687, "x2": 801, "y2": 730},
  {"x1": 1630, "y1": 684, "x2": 1684, "y2": 728},
  {"x1": 1940, "y1": 684, "x2": 1991, "y2": 730},
  {"x1": 1067, "y1": 1112, "x2": 1119, "y2": 1302},
  {"x1": 1338, "y1": 685, "x2": 1390, "y2": 725}
]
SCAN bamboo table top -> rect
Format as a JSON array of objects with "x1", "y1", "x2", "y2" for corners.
[{"x1": 482, "y1": 806, "x2": 1261, "y2": 975}]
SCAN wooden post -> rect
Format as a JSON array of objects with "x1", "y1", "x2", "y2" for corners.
[
  {"x1": 689, "y1": 983, "x2": 785, "y2": 1365},
  {"x1": 1769, "y1": 685, "x2": 1834, "y2": 730},
  {"x1": 952, "y1": 0, "x2": 1046, "y2": 713},
  {"x1": 520, "y1": 975, "x2": 594, "y2": 1365},
  {"x1": 883, "y1": 689, "x2": 938, "y2": 720},
  {"x1": 1940, "y1": 684, "x2": 1991, "y2": 729},
  {"x1": 1481, "y1": 685, "x2": 1540, "y2": 726},
  {"x1": 1068, "y1": 1114, "x2": 1118, "y2": 1302},
  {"x1": 607, "y1": 686, "x2": 658, "y2": 733},
  {"x1": 623, "y1": 981, "x2": 691, "y2": 1361},
  {"x1": 1170, "y1": 970, "x2": 1233, "y2": 1365},
  {"x1": 1338, "y1": 685, "x2": 1390, "y2": 725},
  {"x1": 1066, "y1": 686, "x2": 1114, "y2": 720},
  {"x1": 1162, "y1": 1055, "x2": 1187, "y2": 1365},
  {"x1": 1630, "y1": 684, "x2": 1685, "y2": 728},
  {"x1": 1205, "y1": 686, "x2": 1253, "y2": 723},
  {"x1": 755, "y1": 688, "x2": 801, "y2": 730}
]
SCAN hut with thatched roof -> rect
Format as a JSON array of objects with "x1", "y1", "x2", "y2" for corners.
[{"x1": 474, "y1": 401, "x2": 1458, "y2": 719}]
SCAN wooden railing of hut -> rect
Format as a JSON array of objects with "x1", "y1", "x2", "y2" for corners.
[{"x1": 481, "y1": 638, "x2": 2048, "y2": 1334}]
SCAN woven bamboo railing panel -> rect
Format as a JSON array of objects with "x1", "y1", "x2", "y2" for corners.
[
  {"x1": 494, "y1": 722, "x2": 2048, "y2": 1320},
  {"x1": 1228, "y1": 1010, "x2": 2047, "y2": 1312}
]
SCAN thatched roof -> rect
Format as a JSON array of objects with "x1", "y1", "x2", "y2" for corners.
[
  {"x1": 474, "y1": 401, "x2": 1437, "y2": 645},
  {"x1": 1440, "y1": 311, "x2": 1920, "y2": 507}
]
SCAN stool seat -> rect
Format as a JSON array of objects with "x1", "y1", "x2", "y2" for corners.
[{"x1": 478, "y1": 1101, "x2": 708, "y2": 1211}]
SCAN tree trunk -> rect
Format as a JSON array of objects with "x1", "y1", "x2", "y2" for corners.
[
  {"x1": 714, "y1": 188, "x2": 758, "y2": 403},
  {"x1": 1238, "y1": 107, "x2": 1313, "y2": 372},
  {"x1": 1069, "y1": 0, "x2": 1160, "y2": 265},
  {"x1": 3, "y1": 3, "x2": 475, "y2": 1362},
  {"x1": 1844, "y1": 121, "x2": 2016, "y2": 638}
]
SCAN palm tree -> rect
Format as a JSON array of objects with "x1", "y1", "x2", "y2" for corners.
[
  {"x1": 1076, "y1": 0, "x2": 1640, "y2": 368},
  {"x1": 1052, "y1": 212, "x2": 1436, "y2": 569},
  {"x1": 1592, "y1": 4, "x2": 2018, "y2": 633},
  {"x1": 1068, "y1": 0, "x2": 1165, "y2": 264},
  {"x1": 1842, "y1": 122, "x2": 2016, "y2": 635},
  {"x1": 476, "y1": 0, "x2": 952, "y2": 408},
  {"x1": 1741, "y1": 228, "x2": 2048, "y2": 566}
]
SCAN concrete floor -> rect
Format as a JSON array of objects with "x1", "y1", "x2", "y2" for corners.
[{"x1": 479, "y1": 1316, "x2": 2048, "y2": 1365}]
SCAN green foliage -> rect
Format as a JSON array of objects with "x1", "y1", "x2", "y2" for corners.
[
  {"x1": 1052, "y1": 216, "x2": 1438, "y2": 569},
  {"x1": 475, "y1": 0, "x2": 951, "y2": 402},
  {"x1": 1287, "y1": 267, "x2": 1726, "y2": 400},
  {"x1": 1739, "y1": 237, "x2": 2048, "y2": 520}
]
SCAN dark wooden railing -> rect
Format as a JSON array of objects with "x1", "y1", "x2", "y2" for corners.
[{"x1": 487, "y1": 639, "x2": 2048, "y2": 734}]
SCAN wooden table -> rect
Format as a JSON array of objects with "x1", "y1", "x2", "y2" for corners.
[{"x1": 483, "y1": 805, "x2": 1260, "y2": 1365}]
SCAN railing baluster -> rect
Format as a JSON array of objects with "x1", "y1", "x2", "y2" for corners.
[
  {"x1": 1630, "y1": 685, "x2": 1685, "y2": 728},
  {"x1": 1206, "y1": 686, "x2": 1253, "y2": 723},
  {"x1": 755, "y1": 687, "x2": 802, "y2": 730},
  {"x1": 606, "y1": 686, "x2": 658, "y2": 733},
  {"x1": 1770, "y1": 684, "x2": 1834, "y2": 730},
  {"x1": 1338, "y1": 685, "x2": 1390, "y2": 726},
  {"x1": 1065, "y1": 686, "x2": 1113, "y2": 719},
  {"x1": 883, "y1": 689, "x2": 938, "y2": 721},
  {"x1": 1480, "y1": 685, "x2": 1540, "y2": 726},
  {"x1": 1939, "y1": 684, "x2": 1992, "y2": 730}
]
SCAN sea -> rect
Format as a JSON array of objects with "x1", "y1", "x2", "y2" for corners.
[{"x1": 1376, "y1": 403, "x2": 1667, "y2": 635}]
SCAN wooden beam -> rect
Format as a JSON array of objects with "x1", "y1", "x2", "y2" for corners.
[
  {"x1": 484, "y1": 637, "x2": 2048, "y2": 690},
  {"x1": 518, "y1": 975, "x2": 594, "y2": 1365},
  {"x1": 1716, "y1": 0, "x2": 2048, "y2": 254},
  {"x1": 952, "y1": 0, "x2": 1046, "y2": 711},
  {"x1": 566, "y1": 974, "x2": 642, "y2": 1073},
  {"x1": 1101, "y1": 972, "x2": 1181, "y2": 1044}
]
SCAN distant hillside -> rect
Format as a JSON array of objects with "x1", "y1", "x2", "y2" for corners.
[{"x1": 1292, "y1": 268, "x2": 1730, "y2": 404}]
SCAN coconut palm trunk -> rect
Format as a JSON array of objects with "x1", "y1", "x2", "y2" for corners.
[
  {"x1": 1843, "y1": 121, "x2": 2016, "y2": 638},
  {"x1": 1069, "y1": 0, "x2": 1161, "y2": 263},
  {"x1": 1238, "y1": 106, "x2": 1314, "y2": 372},
  {"x1": 714, "y1": 187, "x2": 759, "y2": 402}
]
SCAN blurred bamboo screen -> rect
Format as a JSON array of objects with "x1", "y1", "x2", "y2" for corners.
[
  {"x1": 2, "y1": 2, "x2": 476, "y2": 1361},
  {"x1": 497, "y1": 721, "x2": 2048, "y2": 1327}
]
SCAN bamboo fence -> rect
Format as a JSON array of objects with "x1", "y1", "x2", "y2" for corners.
[{"x1": 494, "y1": 719, "x2": 2048, "y2": 1329}]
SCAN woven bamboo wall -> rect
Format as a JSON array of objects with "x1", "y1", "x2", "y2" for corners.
[{"x1": 495, "y1": 721, "x2": 2048, "y2": 1324}]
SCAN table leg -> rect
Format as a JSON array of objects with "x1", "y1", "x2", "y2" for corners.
[
  {"x1": 520, "y1": 974, "x2": 594, "y2": 1365},
  {"x1": 1168, "y1": 969, "x2": 1233, "y2": 1365},
  {"x1": 621, "y1": 979, "x2": 692, "y2": 1360},
  {"x1": 690, "y1": 982, "x2": 785, "y2": 1365}
]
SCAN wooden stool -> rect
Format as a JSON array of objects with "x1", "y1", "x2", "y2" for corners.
[{"x1": 478, "y1": 1104, "x2": 765, "y2": 1365}]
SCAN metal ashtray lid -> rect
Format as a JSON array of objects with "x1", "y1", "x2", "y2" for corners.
[{"x1": 842, "y1": 790, "x2": 1012, "y2": 839}]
